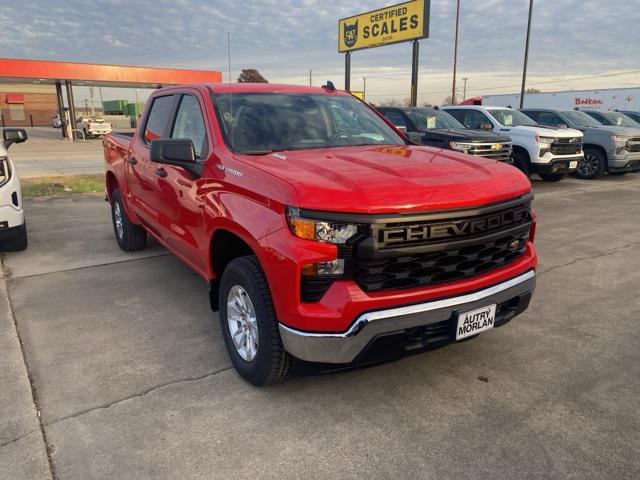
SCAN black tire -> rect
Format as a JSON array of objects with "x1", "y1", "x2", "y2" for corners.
[
  {"x1": 575, "y1": 148, "x2": 606, "y2": 180},
  {"x1": 512, "y1": 150, "x2": 531, "y2": 178},
  {"x1": 111, "y1": 188, "x2": 146, "y2": 251},
  {"x1": 1, "y1": 224, "x2": 28, "y2": 252},
  {"x1": 219, "y1": 255, "x2": 292, "y2": 386},
  {"x1": 539, "y1": 173, "x2": 565, "y2": 182},
  {"x1": 608, "y1": 171, "x2": 628, "y2": 176}
]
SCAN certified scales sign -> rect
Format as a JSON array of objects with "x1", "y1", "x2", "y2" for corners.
[{"x1": 338, "y1": 0, "x2": 430, "y2": 52}]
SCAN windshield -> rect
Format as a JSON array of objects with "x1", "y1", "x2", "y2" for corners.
[
  {"x1": 404, "y1": 108, "x2": 465, "y2": 130},
  {"x1": 212, "y1": 93, "x2": 405, "y2": 153},
  {"x1": 489, "y1": 109, "x2": 537, "y2": 127},
  {"x1": 600, "y1": 111, "x2": 639, "y2": 127},
  {"x1": 561, "y1": 110, "x2": 602, "y2": 128}
]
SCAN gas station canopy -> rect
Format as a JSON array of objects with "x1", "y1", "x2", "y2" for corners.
[{"x1": 0, "y1": 57, "x2": 222, "y2": 88}]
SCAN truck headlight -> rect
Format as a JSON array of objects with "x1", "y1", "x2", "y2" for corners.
[
  {"x1": 287, "y1": 208, "x2": 359, "y2": 244},
  {"x1": 449, "y1": 141, "x2": 472, "y2": 152},
  {"x1": 612, "y1": 134, "x2": 629, "y2": 145},
  {"x1": 0, "y1": 157, "x2": 11, "y2": 188},
  {"x1": 535, "y1": 136, "x2": 554, "y2": 147}
]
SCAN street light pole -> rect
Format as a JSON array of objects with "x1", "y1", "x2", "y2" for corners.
[
  {"x1": 363, "y1": 75, "x2": 367, "y2": 100},
  {"x1": 451, "y1": 0, "x2": 461, "y2": 105},
  {"x1": 520, "y1": 0, "x2": 534, "y2": 109}
]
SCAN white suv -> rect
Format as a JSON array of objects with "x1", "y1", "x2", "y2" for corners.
[
  {"x1": 0, "y1": 128, "x2": 28, "y2": 251},
  {"x1": 443, "y1": 105, "x2": 584, "y2": 182}
]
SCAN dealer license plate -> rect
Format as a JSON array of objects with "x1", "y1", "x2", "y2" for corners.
[
  {"x1": 456, "y1": 304, "x2": 497, "y2": 340},
  {"x1": 569, "y1": 161, "x2": 578, "y2": 169}
]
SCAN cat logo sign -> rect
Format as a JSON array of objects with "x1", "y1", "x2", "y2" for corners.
[{"x1": 338, "y1": 0, "x2": 430, "y2": 52}]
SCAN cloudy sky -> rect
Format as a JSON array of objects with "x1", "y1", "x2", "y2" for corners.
[{"x1": 1, "y1": 0, "x2": 639, "y2": 105}]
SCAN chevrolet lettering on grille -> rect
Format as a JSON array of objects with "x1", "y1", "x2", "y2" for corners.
[{"x1": 380, "y1": 207, "x2": 530, "y2": 245}]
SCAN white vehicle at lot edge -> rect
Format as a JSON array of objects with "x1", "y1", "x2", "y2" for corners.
[
  {"x1": 77, "y1": 117, "x2": 112, "y2": 137},
  {"x1": 0, "y1": 128, "x2": 28, "y2": 251},
  {"x1": 443, "y1": 105, "x2": 584, "y2": 182}
]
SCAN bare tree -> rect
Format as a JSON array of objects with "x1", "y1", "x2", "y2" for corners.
[
  {"x1": 525, "y1": 88, "x2": 541, "y2": 93},
  {"x1": 237, "y1": 69, "x2": 268, "y2": 83}
]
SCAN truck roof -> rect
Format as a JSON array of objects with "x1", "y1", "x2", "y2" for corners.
[{"x1": 158, "y1": 83, "x2": 350, "y2": 96}]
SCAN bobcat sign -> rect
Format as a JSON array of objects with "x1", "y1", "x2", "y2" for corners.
[
  {"x1": 338, "y1": 0, "x2": 430, "y2": 53},
  {"x1": 338, "y1": 0, "x2": 430, "y2": 106}
]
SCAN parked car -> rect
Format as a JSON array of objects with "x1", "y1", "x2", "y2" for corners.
[
  {"x1": 443, "y1": 105, "x2": 583, "y2": 182},
  {"x1": 582, "y1": 110, "x2": 640, "y2": 128},
  {"x1": 77, "y1": 117, "x2": 112, "y2": 137},
  {"x1": 0, "y1": 128, "x2": 28, "y2": 251},
  {"x1": 521, "y1": 108, "x2": 640, "y2": 178},
  {"x1": 377, "y1": 106, "x2": 513, "y2": 162},
  {"x1": 103, "y1": 83, "x2": 537, "y2": 386},
  {"x1": 617, "y1": 110, "x2": 640, "y2": 123}
]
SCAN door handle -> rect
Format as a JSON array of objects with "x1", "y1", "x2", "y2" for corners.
[
  {"x1": 155, "y1": 167, "x2": 168, "y2": 178},
  {"x1": 127, "y1": 157, "x2": 138, "y2": 165}
]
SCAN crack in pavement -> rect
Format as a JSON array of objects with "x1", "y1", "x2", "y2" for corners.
[
  {"x1": 1, "y1": 255, "x2": 57, "y2": 480},
  {"x1": 4, "y1": 252, "x2": 171, "y2": 280},
  {"x1": 0, "y1": 429, "x2": 41, "y2": 449},
  {"x1": 539, "y1": 241, "x2": 640, "y2": 277},
  {"x1": 45, "y1": 367, "x2": 234, "y2": 427}
]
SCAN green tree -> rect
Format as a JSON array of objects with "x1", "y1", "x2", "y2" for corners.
[{"x1": 237, "y1": 69, "x2": 268, "y2": 83}]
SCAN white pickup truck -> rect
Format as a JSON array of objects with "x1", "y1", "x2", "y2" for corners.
[
  {"x1": 443, "y1": 106, "x2": 584, "y2": 182},
  {"x1": 77, "y1": 117, "x2": 112, "y2": 138}
]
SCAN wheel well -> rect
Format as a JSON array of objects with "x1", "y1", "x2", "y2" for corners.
[
  {"x1": 583, "y1": 144, "x2": 606, "y2": 158},
  {"x1": 512, "y1": 145, "x2": 530, "y2": 161},
  {"x1": 105, "y1": 172, "x2": 118, "y2": 202},
  {"x1": 209, "y1": 229, "x2": 255, "y2": 311}
]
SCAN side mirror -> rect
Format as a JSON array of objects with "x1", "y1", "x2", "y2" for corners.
[
  {"x1": 479, "y1": 123, "x2": 493, "y2": 130},
  {"x1": 150, "y1": 138, "x2": 201, "y2": 176},
  {"x1": 3, "y1": 128, "x2": 28, "y2": 148}
]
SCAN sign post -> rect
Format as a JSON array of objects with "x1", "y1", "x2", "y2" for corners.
[{"x1": 338, "y1": 0, "x2": 430, "y2": 105}]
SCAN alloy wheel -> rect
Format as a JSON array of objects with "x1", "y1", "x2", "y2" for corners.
[{"x1": 226, "y1": 285, "x2": 259, "y2": 361}]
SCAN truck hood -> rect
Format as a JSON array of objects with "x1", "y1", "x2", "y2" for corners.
[
  {"x1": 237, "y1": 145, "x2": 531, "y2": 214},
  {"x1": 501, "y1": 125, "x2": 583, "y2": 138},
  {"x1": 580, "y1": 125, "x2": 637, "y2": 137},
  {"x1": 422, "y1": 128, "x2": 512, "y2": 143}
]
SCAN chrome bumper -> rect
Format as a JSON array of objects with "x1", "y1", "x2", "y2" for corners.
[{"x1": 279, "y1": 270, "x2": 536, "y2": 364}]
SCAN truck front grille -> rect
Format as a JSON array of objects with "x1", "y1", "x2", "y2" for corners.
[
  {"x1": 627, "y1": 138, "x2": 640, "y2": 152},
  {"x1": 353, "y1": 232, "x2": 529, "y2": 292},
  {"x1": 550, "y1": 137, "x2": 582, "y2": 155},
  {"x1": 349, "y1": 196, "x2": 533, "y2": 293},
  {"x1": 466, "y1": 143, "x2": 512, "y2": 162}
]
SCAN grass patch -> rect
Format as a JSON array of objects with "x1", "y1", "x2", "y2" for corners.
[{"x1": 21, "y1": 174, "x2": 104, "y2": 198}]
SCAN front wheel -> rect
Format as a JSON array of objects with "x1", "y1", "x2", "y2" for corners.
[
  {"x1": 219, "y1": 256, "x2": 292, "y2": 386},
  {"x1": 111, "y1": 189, "x2": 146, "y2": 251},
  {"x1": 1, "y1": 224, "x2": 28, "y2": 251},
  {"x1": 512, "y1": 150, "x2": 531, "y2": 178},
  {"x1": 575, "y1": 149, "x2": 606, "y2": 180},
  {"x1": 539, "y1": 173, "x2": 565, "y2": 182}
]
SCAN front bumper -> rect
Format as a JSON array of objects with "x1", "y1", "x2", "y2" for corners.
[
  {"x1": 279, "y1": 269, "x2": 536, "y2": 364},
  {"x1": 531, "y1": 157, "x2": 580, "y2": 174},
  {"x1": 608, "y1": 151, "x2": 640, "y2": 172}
]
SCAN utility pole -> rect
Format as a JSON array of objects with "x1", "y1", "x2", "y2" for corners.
[
  {"x1": 451, "y1": 0, "x2": 461, "y2": 105},
  {"x1": 309, "y1": 69, "x2": 312, "y2": 86},
  {"x1": 227, "y1": 32, "x2": 232, "y2": 83},
  {"x1": 520, "y1": 0, "x2": 534, "y2": 108},
  {"x1": 462, "y1": 77, "x2": 468, "y2": 101}
]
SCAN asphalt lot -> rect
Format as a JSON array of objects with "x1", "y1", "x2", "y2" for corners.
[
  {"x1": 9, "y1": 127, "x2": 128, "y2": 178},
  {"x1": 1, "y1": 174, "x2": 640, "y2": 480}
]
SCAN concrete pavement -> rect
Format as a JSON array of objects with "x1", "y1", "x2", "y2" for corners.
[{"x1": 1, "y1": 175, "x2": 639, "y2": 479}]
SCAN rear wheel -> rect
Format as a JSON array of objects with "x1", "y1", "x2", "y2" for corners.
[
  {"x1": 1, "y1": 224, "x2": 28, "y2": 252},
  {"x1": 219, "y1": 255, "x2": 292, "y2": 386},
  {"x1": 512, "y1": 150, "x2": 531, "y2": 178},
  {"x1": 575, "y1": 148, "x2": 606, "y2": 180},
  {"x1": 111, "y1": 189, "x2": 146, "y2": 251},
  {"x1": 539, "y1": 173, "x2": 565, "y2": 182}
]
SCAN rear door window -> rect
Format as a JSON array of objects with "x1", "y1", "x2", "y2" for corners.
[
  {"x1": 537, "y1": 112, "x2": 564, "y2": 127},
  {"x1": 381, "y1": 110, "x2": 409, "y2": 129},
  {"x1": 448, "y1": 109, "x2": 492, "y2": 129},
  {"x1": 143, "y1": 95, "x2": 175, "y2": 143}
]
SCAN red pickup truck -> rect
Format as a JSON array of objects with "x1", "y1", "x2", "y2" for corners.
[{"x1": 104, "y1": 83, "x2": 537, "y2": 385}]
